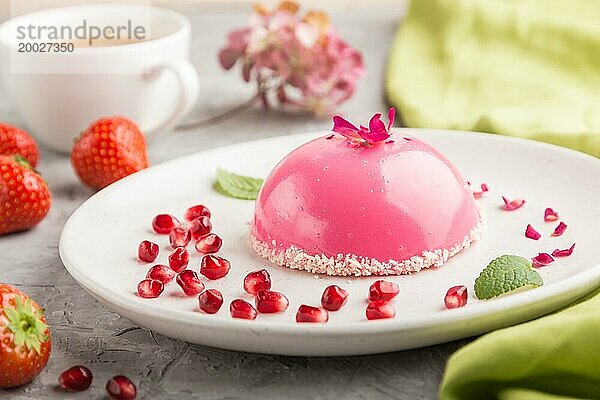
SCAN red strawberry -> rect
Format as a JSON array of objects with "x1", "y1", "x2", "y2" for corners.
[
  {"x1": 0, "y1": 284, "x2": 51, "y2": 388},
  {"x1": 0, "y1": 155, "x2": 51, "y2": 235},
  {"x1": 71, "y1": 117, "x2": 149, "y2": 190},
  {"x1": 0, "y1": 123, "x2": 39, "y2": 167}
]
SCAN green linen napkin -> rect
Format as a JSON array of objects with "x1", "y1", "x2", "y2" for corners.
[
  {"x1": 386, "y1": 0, "x2": 600, "y2": 157},
  {"x1": 439, "y1": 288, "x2": 600, "y2": 399}
]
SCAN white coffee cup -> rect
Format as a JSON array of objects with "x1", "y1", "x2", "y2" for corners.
[{"x1": 0, "y1": 4, "x2": 199, "y2": 152}]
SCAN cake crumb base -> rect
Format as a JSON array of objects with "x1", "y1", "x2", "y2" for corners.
[{"x1": 249, "y1": 221, "x2": 483, "y2": 277}]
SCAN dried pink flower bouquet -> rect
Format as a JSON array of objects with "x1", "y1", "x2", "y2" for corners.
[{"x1": 219, "y1": 1, "x2": 365, "y2": 116}]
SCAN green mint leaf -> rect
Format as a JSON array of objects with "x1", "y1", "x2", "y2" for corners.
[
  {"x1": 215, "y1": 169, "x2": 264, "y2": 200},
  {"x1": 474, "y1": 255, "x2": 543, "y2": 300}
]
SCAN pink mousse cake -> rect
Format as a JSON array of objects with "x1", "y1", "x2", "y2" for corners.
[{"x1": 250, "y1": 110, "x2": 481, "y2": 276}]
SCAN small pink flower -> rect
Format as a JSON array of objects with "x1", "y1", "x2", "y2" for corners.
[
  {"x1": 218, "y1": 2, "x2": 364, "y2": 116},
  {"x1": 332, "y1": 108, "x2": 396, "y2": 146}
]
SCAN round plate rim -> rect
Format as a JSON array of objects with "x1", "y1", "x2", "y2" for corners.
[{"x1": 59, "y1": 128, "x2": 600, "y2": 338}]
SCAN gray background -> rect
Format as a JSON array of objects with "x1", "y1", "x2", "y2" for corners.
[{"x1": 0, "y1": 3, "x2": 469, "y2": 399}]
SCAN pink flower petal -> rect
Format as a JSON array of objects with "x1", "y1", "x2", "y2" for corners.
[
  {"x1": 502, "y1": 196, "x2": 526, "y2": 211},
  {"x1": 544, "y1": 207, "x2": 559, "y2": 222},
  {"x1": 551, "y1": 222, "x2": 567, "y2": 237},
  {"x1": 387, "y1": 107, "x2": 396, "y2": 131},
  {"x1": 332, "y1": 116, "x2": 362, "y2": 141},
  {"x1": 472, "y1": 183, "x2": 489, "y2": 199},
  {"x1": 331, "y1": 109, "x2": 394, "y2": 145},
  {"x1": 552, "y1": 243, "x2": 576, "y2": 257},
  {"x1": 525, "y1": 224, "x2": 541, "y2": 240},
  {"x1": 368, "y1": 113, "x2": 386, "y2": 135},
  {"x1": 219, "y1": 49, "x2": 239, "y2": 70},
  {"x1": 362, "y1": 130, "x2": 390, "y2": 144},
  {"x1": 332, "y1": 115, "x2": 358, "y2": 132},
  {"x1": 532, "y1": 253, "x2": 555, "y2": 268}
]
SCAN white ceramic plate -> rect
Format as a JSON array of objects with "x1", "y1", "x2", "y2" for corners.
[{"x1": 59, "y1": 129, "x2": 600, "y2": 356}]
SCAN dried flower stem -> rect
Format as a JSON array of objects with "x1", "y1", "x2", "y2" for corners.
[
  {"x1": 175, "y1": 93, "x2": 260, "y2": 131},
  {"x1": 176, "y1": 76, "x2": 274, "y2": 131}
]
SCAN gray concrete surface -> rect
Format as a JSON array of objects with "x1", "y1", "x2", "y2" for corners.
[{"x1": 0, "y1": 3, "x2": 470, "y2": 399}]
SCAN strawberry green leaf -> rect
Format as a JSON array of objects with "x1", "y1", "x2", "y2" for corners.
[
  {"x1": 13, "y1": 155, "x2": 32, "y2": 169},
  {"x1": 4, "y1": 305, "x2": 19, "y2": 321},
  {"x1": 215, "y1": 169, "x2": 264, "y2": 200},
  {"x1": 12, "y1": 328, "x2": 26, "y2": 346},
  {"x1": 4, "y1": 293, "x2": 49, "y2": 354},
  {"x1": 474, "y1": 255, "x2": 543, "y2": 300}
]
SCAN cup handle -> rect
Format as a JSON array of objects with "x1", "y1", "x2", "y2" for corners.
[{"x1": 144, "y1": 60, "x2": 199, "y2": 135}]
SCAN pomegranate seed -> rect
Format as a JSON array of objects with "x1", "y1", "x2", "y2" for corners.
[
  {"x1": 296, "y1": 305, "x2": 329, "y2": 323},
  {"x1": 230, "y1": 299, "x2": 258, "y2": 320},
  {"x1": 168, "y1": 247, "x2": 190, "y2": 272},
  {"x1": 200, "y1": 255, "x2": 231, "y2": 280},
  {"x1": 106, "y1": 375, "x2": 137, "y2": 400},
  {"x1": 198, "y1": 289, "x2": 224, "y2": 314},
  {"x1": 146, "y1": 264, "x2": 176, "y2": 284},
  {"x1": 195, "y1": 233, "x2": 223, "y2": 254},
  {"x1": 255, "y1": 290, "x2": 289, "y2": 313},
  {"x1": 189, "y1": 216, "x2": 212, "y2": 240},
  {"x1": 444, "y1": 285, "x2": 468, "y2": 309},
  {"x1": 368, "y1": 280, "x2": 399, "y2": 302},
  {"x1": 176, "y1": 270, "x2": 205, "y2": 295},
  {"x1": 138, "y1": 240, "x2": 159, "y2": 262},
  {"x1": 366, "y1": 301, "x2": 396, "y2": 320},
  {"x1": 185, "y1": 204, "x2": 211, "y2": 221},
  {"x1": 243, "y1": 269, "x2": 272, "y2": 295},
  {"x1": 58, "y1": 365, "x2": 93, "y2": 391},
  {"x1": 321, "y1": 285, "x2": 349, "y2": 311},
  {"x1": 169, "y1": 227, "x2": 191, "y2": 248},
  {"x1": 137, "y1": 279, "x2": 164, "y2": 298},
  {"x1": 152, "y1": 214, "x2": 179, "y2": 234}
]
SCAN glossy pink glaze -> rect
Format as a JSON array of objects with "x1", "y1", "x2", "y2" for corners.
[{"x1": 251, "y1": 134, "x2": 480, "y2": 263}]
